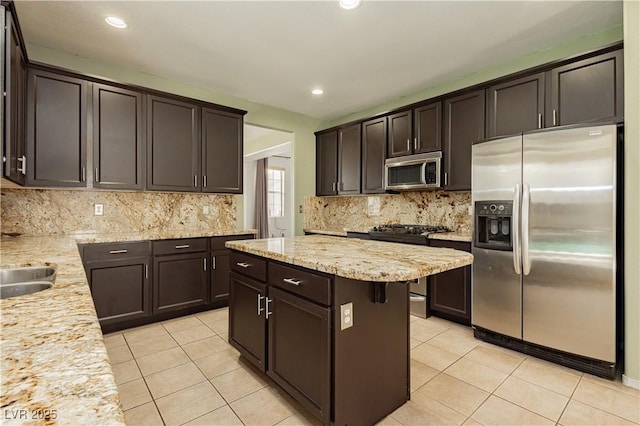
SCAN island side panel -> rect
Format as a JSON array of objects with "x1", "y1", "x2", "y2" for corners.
[{"x1": 333, "y1": 278, "x2": 410, "y2": 426}]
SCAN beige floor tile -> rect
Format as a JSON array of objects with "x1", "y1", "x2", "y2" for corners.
[
  {"x1": 462, "y1": 418, "x2": 484, "y2": 425},
  {"x1": 582, "y1": 373, "x2": 640, "y2": 397},
  {"x1": 277, "y1": 410, "x2": 323, "y2": 425},
  {"x1": 410, "y1": 314, "x2": 421, "y2": 322},
  {"x1": 559, "y1": 399, "x2": 637, "y2": 425},
  {"x1": 409, "y1": 338, "x2": 422, "y2": 350},
  {"x1": 162, "y1": 315, "x2": 203, "y2": 333},
  {"x1": 111, "y1": 359, "x2": 142, "y2": 385},
  {"x1": 208, "y1": 318, "x2": 229, "y2": 335},
  {"x1": 427, "y1": 328, "x2": 480, "y2": 356},
  {"x1": 445, "y1": 358, "x2": 508, "y2": 392},
  {"x1": 390, "y1": 390, "x2": 466, "y2": 425},
  {"x1": 230, "y1": 386, "x2": 296, "y2": 425},
  {"x1": 418, "y1": 373, "x2": 489, "y2": 416},
  {"x1": 512, "y1": 358, "x2": 581, "y2": 397},
  {"x1": 124, "y1": 401, "x2": 164, "y2": 426},
  {"x1": 103, "y1": 333, "x2": 126, "y2": 348},
  {"x1": 374, "y1": 415, "x2": 404, "y2": 425},
  {"x1": 194, "y1": 347, "x2": 242, "y2": 379},
  {"x1": 218, "y1": 332, "x2": 229, "y2": 341},
  {"x1": 411, "y1": 343, "x2": 460, "y2": 371},
  {"x1": 196, "y1": 308, "x2": 229, "y2": 324},
  {"x1": 117, "y1": 378, "x2": 152, "y2": 411},
  {"x1": 182, "y1": 335, "x2": 231, "y2": 360},
  {"x1": 169, "y1": 324, "x2": 217, "y2": 345},
  {"x1": 145, "y1": 362, "x2": 206, "y2": 399},
  {"x1": 572, "y1": 379, "x2": 640, "y2": 423},
  {"x1": 471, "y1": 395, "x2": 555, "y2": 426},
  {"x1": 128, "y1": 333, "x2": 178, "y2": 358},
  {"x1": 410, "y1": 320, "x2": 448, "y2": 342},
  {"x1": 463, "y1": 345, "x2": 524, "y2": 375},
  {"x1": 155, "y1": 381, "x2": 226, "y2": 425},
  {"x1": 106, "y1": 344, "x2": 133, "y2": 364},
  {"x1": 183, "y1": 404, "x2": 243, "y2": 426},
  {"x1": 494, "y1": 376, "x2": 569, "y2": 421},
  {"x1": 410, "y1": 359, "x2": 439, "y2": 392},
  {"x1": 136, "y1": 346, "x2": 190, "y2": 376},
  {"x1": 124, "y1": 323, "x2": 169, "y2": 342},
  {"x1": 211, "y1": 366, "x2": 270, "y2": 403}
]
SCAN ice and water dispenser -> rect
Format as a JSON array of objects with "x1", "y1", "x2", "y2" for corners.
[{"x1": 474, "y1": 201, "x2": 513, "y2": 251}]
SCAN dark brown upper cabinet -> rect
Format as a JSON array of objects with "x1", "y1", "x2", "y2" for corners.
[
  {"x1": 146, "y1": 95, "x2": 200, "y2": 192},
  {"x1": 201, "y1": 108, "x2": 243, "y2": 193},
  {"x1": 361, "y1": 117, "x2": 387, "y2": 194},
  {"x1": 414, "y1": 101, "x2": 442, "y2": 153},
  {"x1": 316, "y1": 130, "x2": 338, "y2": 196},
  {"x1": 387, "y1": 110, "x2": 413, "y2": 158},
  {"x1": 26, "y1": 68, "x2": 87, "y2": 187},
  {"x1": 337, "y1": 123, "x2": 361, "y2": 195},
  {"x1": 443, "y1": 89, "x2": 485, "y2": 191},
  {"x1": 547, "y1": 49, "x2": 624, "y2": 127},
  {"x1": 487, "y1": 72, "x2": 545, "y2": 138},
  {"x1": 93, "y1": 84, "x2": 144, "y2": 190},
  {"x1": 3, "y1": 9, "x2": 27, "y2": 185}
]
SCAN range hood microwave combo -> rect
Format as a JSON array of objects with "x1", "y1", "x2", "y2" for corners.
[{"x1": 384, "y1": 152, "x2": 442, "y2": 191}]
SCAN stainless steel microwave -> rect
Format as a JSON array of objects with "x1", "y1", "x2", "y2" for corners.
[{"x1": 384, "y1": 152, "x2": 442, "y2": 191}]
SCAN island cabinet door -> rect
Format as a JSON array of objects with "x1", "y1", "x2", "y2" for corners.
[
  {"x1": 267, "y1": 286, "x2": 331, "y2": 425},
  {"x1": 229, "y1": 272, "x2": 267, "y2": 371}
]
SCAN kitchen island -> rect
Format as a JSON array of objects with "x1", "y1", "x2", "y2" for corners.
[{"x1": 226, "y1": 235, "x2": 473, "y2": 426}]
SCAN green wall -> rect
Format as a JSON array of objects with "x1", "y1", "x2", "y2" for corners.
[{"x1": 26, "y1": 43, "x2": 320, "y2": 237}]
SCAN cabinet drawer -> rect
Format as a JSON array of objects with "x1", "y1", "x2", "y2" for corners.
[
  {"x1": 268, "y1": 262, "x2": 331, "y2": 306},
  {"x1": 211, "y1": 234, "x2": 254, "y2": 251},
  {"x1": 83, "y1": 241, "x2": 151, "y2": 262},
  {"x1": 153, "y1": 238, "x2": 207, "y2": 255},
  {"x1": 230, "y1": 252, "x2": 267, "y2": 282}
]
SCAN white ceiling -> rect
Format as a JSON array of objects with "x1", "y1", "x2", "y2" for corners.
[{"x1": 14, "y1": 1, "x2": 622, "y2": 121}]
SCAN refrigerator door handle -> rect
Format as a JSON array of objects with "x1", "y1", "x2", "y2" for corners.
[
  {"x1": 513, "y1": 184, "x2": 521, "y2": 275},
  {"x1": 522, "y1": 183, "x2": 531, "y2": 275}
]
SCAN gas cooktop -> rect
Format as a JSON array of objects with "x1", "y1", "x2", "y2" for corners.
[{"x1": 368, "y1": 224, "x2": 451, "y2": 245}]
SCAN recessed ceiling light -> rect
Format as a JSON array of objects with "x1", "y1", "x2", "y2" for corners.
[
  {"x1": 339, "y1": 0, "x2": 362, "y2": 10},
  {"x1": 105, "y1": 16, "x2": 127, "y2": 29},
  {"x1": 312, "y1": 89, "x2": 324, "y2": 95}
]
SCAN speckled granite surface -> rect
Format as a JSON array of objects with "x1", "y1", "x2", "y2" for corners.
[
  {"x1": 0, "y1": 228, "x2": 255, "y2": 425},
  {"x1": 226, "y1": 235, "x2": 473, "y2": 282}
]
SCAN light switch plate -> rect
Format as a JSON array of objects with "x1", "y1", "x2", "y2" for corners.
[
  {"x1": 94, "y1": 204, "x2": 104, "y2": 216},
  {"x1": 203, "y1": 205, "x2": 210, "y2": 215},
  {"x1": 340, "y1": 302, "x2": 353, "y2": 330},
  {"x1": 367, "y1": 197, "x2": 381, "y2": 216}
]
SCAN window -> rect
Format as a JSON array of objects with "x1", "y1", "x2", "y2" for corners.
[{"x1": 267, "y1": 167, "x2": 285, "y2": 218}]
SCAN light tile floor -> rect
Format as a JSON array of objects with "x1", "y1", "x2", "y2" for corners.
[{"x1": 103, "y1": 308, "x2": 640, "y2": 426}]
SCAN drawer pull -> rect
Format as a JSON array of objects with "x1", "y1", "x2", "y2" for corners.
[
  {"x1": 236, "y1": 262, "x2": 250, "y2": 268},
  {"x1": 410, "y1": 295, "x2": 426, "y2": 302},
  {"x1": 175, "y1": 244, "x2": 190, "y2": 249},
  {"x1": 109, "y1": 249, "x2": 128, "y2": 254},
  {"x1": 283, "y1": 278, "x2": 302, "y2": 286}
]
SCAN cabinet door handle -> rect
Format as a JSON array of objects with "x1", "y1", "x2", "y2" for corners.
[
  {"x1": 257, "y1": 294, "x2": 265, "y2": 315},
  {"x1": 203, "y1": 175, "x2": 207, "y2": 188},
  {"x1": 194, "y1": 175, "x2": 198, "y2": 187},
  {"x1": 413, "y1": 138, "x2": 418, "y2": 151},
  {"x1": 109, "y1": 249, "x2": 128, "y2": 254},
  {"x1": 406, "y1": 138, "x2": 410, "y2": 152},
  {"x1": 552, "y1": 109, "x2": 557, "y2": 126},
  {"x1": 203, "y1": 258, "x2": 207, "y2": 271},
  {"x1": 145, "y1": 264, "x2": 149, "y2": 280},
  {"x1": 17, "y1": 156, "x2": 26, "y2": 175},
  {"x1": 95, "y1": 168, "x2": 100, "y2": 182},
  {"x1": 339, "y1": 182, "x2": 344, "y2": 191},
  {"x1": 444, "y1": 172, "x2": 448, "y2": 186},
  {"x1": 211, "y1": 256, "x2": 216, "y2": 270},
  {"x1": 538, "y1": 113, "x2": 542, "y2": 129},
  {"x1": 236, "y1": 262, "x2": 250, "y2": 268},
  {"x1": 175, "y1": 244, "x2": 190, "y2": 249},
  {"x1": 82, "y1": 167, "x2": 86, "y2": 182},
  {"x1": 332, "y1": 182, "x2": 336, "y2": 192},
  {"x1": 265, "y1": 297, "x2": 273, "y2": 319},
  {"x1": 283, "y1": 278, "x2": 302, "y2": 286}
]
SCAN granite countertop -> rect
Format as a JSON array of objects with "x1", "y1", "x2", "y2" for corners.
[
  {"x1": 0, "y1": 228, "x2": 255, "y2": 424},
  {"x1": 226, "y1": 235, "x2": 473, "y2": 282},
  {"x1": 303, "y1": 228, "x2": 472, "y2": 242}
]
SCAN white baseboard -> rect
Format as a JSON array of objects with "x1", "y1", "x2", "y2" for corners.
[{"x1": 622, "y1": 374, "x2": 640, "y2": 390}]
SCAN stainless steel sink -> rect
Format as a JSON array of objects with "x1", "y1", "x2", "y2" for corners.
[
  {"x1": 0, "y1": 266, "x2": 57, "y2": 299},
  {"x1": 0, "y1": 282, "x2": 53, "y2": 299}
]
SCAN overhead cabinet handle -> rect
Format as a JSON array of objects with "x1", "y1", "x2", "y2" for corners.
[
  {"x1": 553, "y1": 110, "x2": 557, "y2": 126},
  {"x1": 406, "y1": 139, "x2": 411, "y2": 152},
  {"x1": 413, "y1": 138, "x2": 418, "y2": 151},
  {"x1": 109, "y1": 249, "x2": 128, "y2": 254},
  {"x1": 538, "y1": 114, "x2": 542, "y2": 129},
  {"x1": 283, "y1": 278, "x2": 302, "y2": 286},
  {"x1": 236, "y1": 262, "x2": 250, "y2": 268},
  {"x1": 175, "y1": 244, "x2": 190, "y2": 249}
]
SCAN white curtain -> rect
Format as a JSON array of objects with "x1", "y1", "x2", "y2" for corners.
[{"x1": 253, "y1": 158, "x2": 269, "y2": 238}]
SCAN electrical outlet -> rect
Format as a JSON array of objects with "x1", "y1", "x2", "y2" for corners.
[
  {"x1": 340, "y1": 302, "x2": 353, "y2": 330},
  {"x1": 203, "y1": 205, "x2": 210, "y2": 215},
  {"x1": 367, "y1": 197, "x2": 381, "y2": 216},
  {"x1": 94, "y1": 204, "x2": 104, "y2": 216},
  {"x1": 299, "y1": 205, "x2": 303, "y2": 214},
  {"x1": 468, "y1": 205, "x2": 473, "y2": 216}
]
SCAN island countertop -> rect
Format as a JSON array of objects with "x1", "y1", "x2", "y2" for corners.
[{"x1": 226, "y1": 235, "x2": 473, "y2": 282}]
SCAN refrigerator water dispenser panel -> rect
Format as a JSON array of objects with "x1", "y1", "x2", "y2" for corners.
[{"x1": 474, "y1": 201, "x2": 513, "y2": 250}]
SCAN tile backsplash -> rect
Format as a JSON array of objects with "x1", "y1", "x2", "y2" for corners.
[
  {"x1": 304, "y1": 191, "x2": 472, "y2": 233},
  {"x1": 1, "y1": 188, "x2": 236, "y2": 236}
]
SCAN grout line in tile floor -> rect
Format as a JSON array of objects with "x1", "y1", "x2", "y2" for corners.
[{"x1": 104, "y1": 308, "x2": 640, "y2": 426}]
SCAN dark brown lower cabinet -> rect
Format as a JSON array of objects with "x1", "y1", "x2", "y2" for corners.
[
  {"x1": 210, "y1": 234, "x2": 255, "y2": 305},
  {"x1": 268, "y1": 286, "x2": 331, "y2": 424},
  {"x1": 229, "y1": 271, "x2": 267, "y2": 370},
  {"x1": 428, "y1": 240, "x2": 472, "y2": 325},
  {"x1": 153, "y1": 252, "x2": 208, "y2": 314}
]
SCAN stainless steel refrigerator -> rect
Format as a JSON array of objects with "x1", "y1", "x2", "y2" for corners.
[{"x1": 471, "y1": 123, "x2": 620, "y2": 378}]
